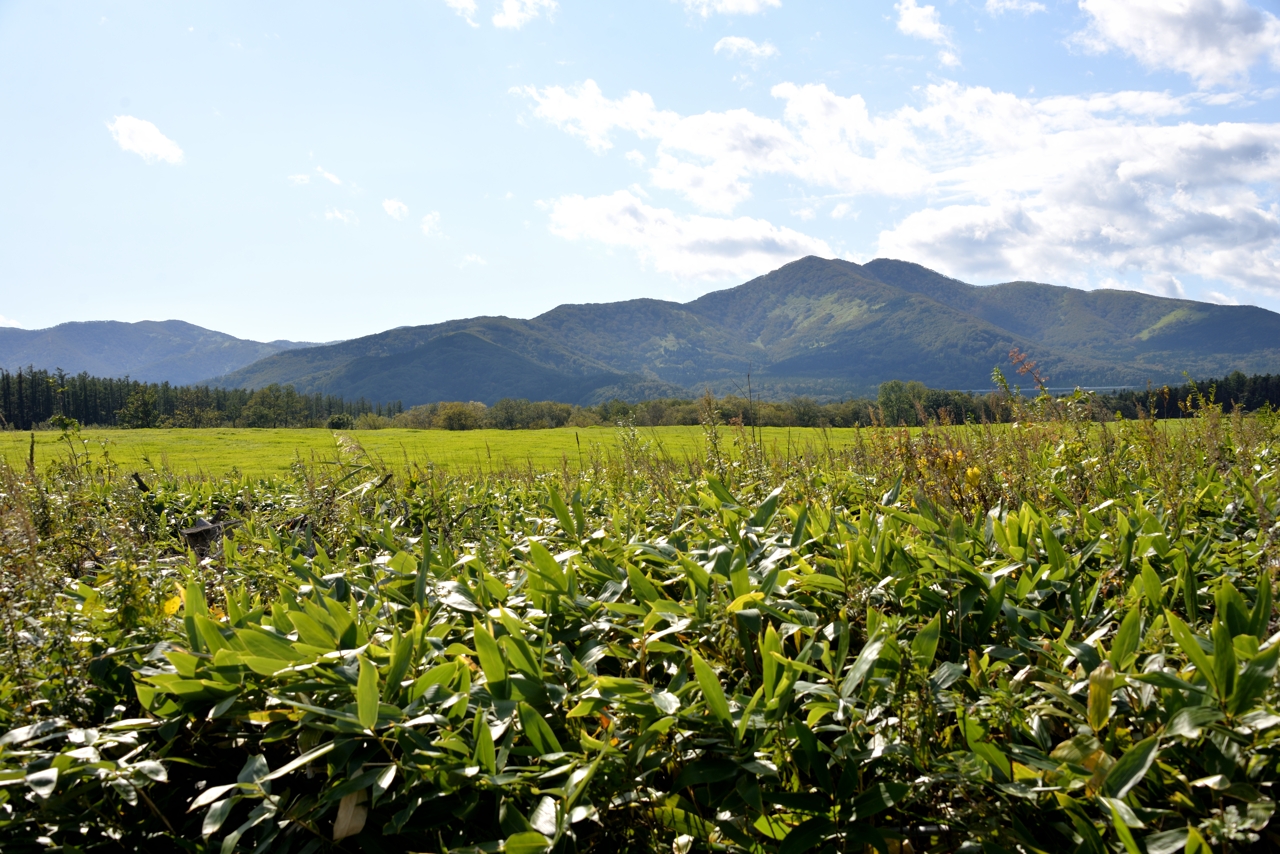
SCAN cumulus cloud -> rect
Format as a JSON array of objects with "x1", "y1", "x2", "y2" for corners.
[
  {"x1": 895, "y1": 0, "x2": 949, "y2": 44},
  {"x1": 422, "y1": 212, "x2": 442, "y2": 235},
  {"x1": 1074, "y1": 0, "x2": 1280, "y2": 89},
  {"x1": 0, "y1": 314, "x2": 22, "y2": 328},
  {"x1": 714, "y1": 36, "x2": 780, "y2": 66},
  {"x1": 549, "y1": 189, "x2": 832, "y2": 279},
  {"x1": 522, "y1": 78, "x2": 1280, "y2": 294},
  {"x1": 325, "y1": 208, "x2": 358, "y2": 225},
  {"x1": 493, "y1": 0, "x2": 556, "y2": 29},
  {"x1": 444, "y1": 0, "x2": 479, "y2": 26},
  {"x1": 383, "y1": 199, "x2": 409, "y2": 219},
  {"x1": 985, "y1": 0, "x2": 1045, "y2": 13},
  {"x1": 288, "y1": 174, "x2": 310, "y2": 185},
  {"x1": 679, "y1": 0, "x2": 780, "y2": 16},
  {"x1": 106, "y1": 116, "x2": 184, "y2": 164},
  {"x1": 316, "y1": 166, "x2": 342, "y2": 185}
]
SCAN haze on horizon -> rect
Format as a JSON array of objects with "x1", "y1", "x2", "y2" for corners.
[{"x1": 2, "y1": 0, "x2": 1280, "y2": 343}]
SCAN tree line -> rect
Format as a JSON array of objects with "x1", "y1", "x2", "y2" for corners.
[
  {"x1": 2, "y1": 364, "x2": 1276, "y2": 431},
  {"x1": 0, "y1": 367, "x2": 402, "y2": 430}
]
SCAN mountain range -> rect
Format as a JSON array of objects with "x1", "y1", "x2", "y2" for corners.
[
  {"x1": 0, "y1": 320, "x2": 316, "y2": 385},
  {"x1": 209, "y1": 257, "x2": 1280, "y2": 403},
  {"x1": 7, "y1": 257, "x2": 1280, "y2": 402}
]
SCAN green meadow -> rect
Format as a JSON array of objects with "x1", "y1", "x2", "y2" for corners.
[{"x1": 0, "y1": 426, "x2": 872, "y2": 477}]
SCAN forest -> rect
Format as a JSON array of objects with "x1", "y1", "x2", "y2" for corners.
[{"x1": 2, "y1": 364, "x2": 1280, "y2": 432}]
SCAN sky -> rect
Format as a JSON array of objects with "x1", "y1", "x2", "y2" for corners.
[{"x1": 2, "y1": 0, "x2": 1280, "y2": 342}]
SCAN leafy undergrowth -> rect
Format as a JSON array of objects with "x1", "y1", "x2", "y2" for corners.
[{"x1": 1, "y1": 406, "x2": 1279, "y2": 853}]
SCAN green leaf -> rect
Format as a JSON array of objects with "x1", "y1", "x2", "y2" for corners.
[
  {"x1": 548, "y1": 486, "x2": 578, "y2": 540},
  {"x1": 692, "y1": 652, "x2": 733, "y2": 727},
  {"x1": 472, "y1": 619, "x2": 509, "y2": 698},
  {"x1": 1212, "y1": 619, "x2": 1236, "y2": 701},
  {"x1": 840, "y1": 630, "x2": 885, "y2": 698},
  {"x1": 518, "y1": 703, "x2": 563, "y2": 756},
  {"x1": 1141, "y1": 562, "x2": 1164, "y2": 612},
  {"x1": 911, "y1": 613, "x2": 941, "y2": 670},
  {"x1": 778, "y1": 817, "x2": 835, "y2": 854},
  {"x1": 1249, "y1": 574, "x2": 1272, "y2": 640},
  {"x1": 1111, "y1": 607, "x2": 1142, "y2": 670},
  {"x1": 851, "y1": 782, "x2": 908, "y2": 820},
  {"x1": 1105, "y1": 799, "x2": 1143, "y2": 854},
  {"x1": 261, "y1": 741, "x2": 336, "y2": 782},
  {"x1": 357, "y1": 655, "x2": 379, "y2": 730},
  {"x1": 505, "y1": 831, "x2": 552, "y2": 854},
  {"x1": 1165, "y1": 611, "x2": 1217, "y2": 695},
  {"x1": 1102, "y1": 736, "x2": 1158, "y2": 799},
  {"x1": 1088, "y1": 662, "x2": 1115, "y2": 733},
  {"x1": 473, "y1": 717, "x2": 496, "y2": 775},
  {"x1": 1228, "y1": 641, "x2": 1280, "y2": 716},
  {"x1": 626, "y1": 564, "x2": 661, "y2": 603},
  {"x1": 203, "y1": 798, "x2": 237, "y2": 838}
]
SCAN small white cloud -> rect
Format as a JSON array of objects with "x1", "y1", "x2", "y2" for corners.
[
  {"x1": 625, "y1": 150, "x2": 647, "y2": 167},
  {"x1": 459, "y1": 254, "x2": 488, "y2": 267},
  {"x1": 316, "y1": 166, "x2": 342, "y2": 185},
  {"x1": 493, "y1": 0, "x2": 557, "y2": 29},
  {"x1": 985, "y1": 0, "x2": 1045, "y2": 13},
  {"x1": 325, "y1": 207, "x2": 358, "y2": 225},
  {"x1": 549, "y1": 189, "x2": 832, "y2": 279},
  {"x1": 421, "y1": 212, "x2": 442, "y2": 235},
  {"x1": 0, "y1": 314, "x2": 22, "y2": 328},
  {"x1": 383, "y1": 198, "x2": 409, "y2": 219},
  {"x1": 830, "y1": 203, "x2": 856, "y2": 219},
  {"x1": 444, "y1": 0, "x2": 479, "y2": 26},
  {"x1": 896, "y1": 0, "x2": 950, "y2": 45},
  {"x1": 938, "y1": 50, "x2": 961, "y2": 66},
  {"x1": 679, "y1": 0, "x2": 780, "y2": 16},
  {"x1": 792, "y1": 207, "x2": 816, "y2": 220},
  {"x1": 288, "y1": 174, "x2": 310, "y2": 185},
  {"x1": 714, "y1": 36, "x2": 780, "y2": 66},
  {"x1": 504, "y1": 191, "x2": 514, "y2": 200},
  {"x1": 106, "y1": 116, "x2": 184, "y2": 164},
  {"x1": 1206, "y1": 290, "x2": 1240, "y2": 304}
]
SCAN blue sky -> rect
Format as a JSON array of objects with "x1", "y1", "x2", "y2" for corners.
[{"x1": 2, "y1": 0, "x2": 1279, "y2": 342}]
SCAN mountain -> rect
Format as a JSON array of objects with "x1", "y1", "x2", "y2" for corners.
[
  {"x1": 208, "y1": 257, "x2": 1280, "y2": 404},
  {"x1": 0, "y1": 320, "x2": 319, "y2": 385}
]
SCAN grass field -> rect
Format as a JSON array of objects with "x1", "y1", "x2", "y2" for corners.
[{"x1": 0, "y1": 425, "x2": 870, "y2": 476}]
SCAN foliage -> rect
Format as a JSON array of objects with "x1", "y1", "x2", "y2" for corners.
[{"x1": 1, "y1": 404, "x2": 1279, "y2": 852}]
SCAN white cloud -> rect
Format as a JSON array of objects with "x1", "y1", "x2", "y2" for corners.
[
  {"x1": 1074, "y1": 0, "x2": 1280, "y2": 89},
  {"x1": 325, "y1": 208, "x2": 358, "y2": 225},
  {"x1": 679, "y1": 0, "x2": 780, "y2": 16},
  {"x1": 459, "y1": 254, "x2": 488, "y2": 267},
  {"x1": 985, "y1": 0, "x2": 1045, "y2": 13},
  {"x1": 523, "y1": 78, "x2": 1280, "y2": 295},
  {"x1": 938, "y1": 50, "x2": 960, "y2": 67},
  {"x1": 422, "y1": 212, "x2": 442, "y2": 235},
  {"x1": 288, "y1": 174, "x2": 310, "y2": 185},
  {"x1": 106, "y1": 116, "x2": 184, "y2": 164},
  {"x1": 714, "y1": 36, "x2": 780, "y2": 66},
  {"x1": 316, "y1": 166, "x2": 342, "y2": 185},
  {"x1": 383, "y1": 198, "x2": 409, "y2": 219},
  {"x1": 830, "y1": 203, "x2": 856, "y2": 219},
  {"x1": 625, "y1": 150, "x2": 647, "y2": 166},
  {"x1": 493, "y1": 0, "x2": 556, "y2": 29},
  {"x1": 0, "y1": 314, "x2": 22, "y2": 328},
  {"x1": 1206, "y1": 290, "x2": 1240, "y2": 304},
  {"x1": 444, "y1": 0, "x2": 479, "y2": 26},
  {"x1": 549, "y1": 189, "x2": 832, "y2": 279},
  {"x1": 895, "y1": 0, "x2": 949, "y2": 44}
]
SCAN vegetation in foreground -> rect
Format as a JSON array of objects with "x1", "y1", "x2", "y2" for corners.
[{"x1": 1, "y1": 393, "x2": 1279, "y2": 853}]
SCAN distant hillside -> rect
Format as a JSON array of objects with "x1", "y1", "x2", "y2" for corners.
[
  {"x1": 0, "y1": 320, "x2": 318, "y2": 385},
  {"x1": 209, "y1": 257, "x2": 1280, "y2": 405}
]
